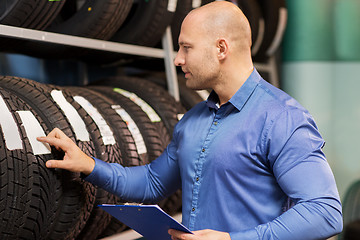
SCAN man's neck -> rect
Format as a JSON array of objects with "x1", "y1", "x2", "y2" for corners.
[{"x1": 215, "y1": 65, "x2": 254, "y2": 106}]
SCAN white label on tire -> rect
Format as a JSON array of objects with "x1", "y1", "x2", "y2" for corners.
[
  {"x1": 192, "y1": 0, "x2": 201, "y2": 8},
  {"x1": 112, "y1": 105, "x2": 147, "y2": 155},
  {"x1": 168, "y1": 0, "x2": 178, "y2": 12},
  {"x1": 113, "y1": 88, "x2": 161, "y2": 123},
  {"x1": 51, "y1": 90, "x2": 90, "y2": 141},
  {"x1": 17, "y1": 111, "x2": 51, "y2": 155},
  {"x1": 0, "y1": 95, "x2": 23, "y2": 150},
  {"x1": 74, "y1": 96, "x2": 116, "y2": 145}
]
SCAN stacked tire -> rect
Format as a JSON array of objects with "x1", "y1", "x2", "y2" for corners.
[
  {"x1": 0, "y1": 0, "x2": 287, "y2": 63},
  {"x1": 0, "y1": 74, "x2": 187, "y2": 239}
]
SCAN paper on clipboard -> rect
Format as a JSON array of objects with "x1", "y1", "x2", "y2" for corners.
[{"x1": 98, "y1": 204, "x2": 192, "y2": 240}]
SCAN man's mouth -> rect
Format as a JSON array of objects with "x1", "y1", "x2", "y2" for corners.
[{"x1": 182, "y1": 70, "x2": 190, "y2": 78}]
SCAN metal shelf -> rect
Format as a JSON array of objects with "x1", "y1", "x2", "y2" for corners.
[
  {"x1": 0, "y1": 24, "x2": 180, "y2": 101},
  {"x1": 0, "y1": 24, "x2": 279, "y2": 99},
  {"x1": 0, "y1": 24, "x2": 166, "y2": 58}
]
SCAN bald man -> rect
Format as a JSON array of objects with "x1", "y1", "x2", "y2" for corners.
[{"x1": 38, "y1": 2, "x2": 343, "y2": 239}]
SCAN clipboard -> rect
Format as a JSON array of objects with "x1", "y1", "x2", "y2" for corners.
[{"x1": 98, "y1": 204, "x2": 192, "y2": 240}]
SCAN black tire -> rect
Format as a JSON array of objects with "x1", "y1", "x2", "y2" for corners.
[
  {"x1": 86, "y1": 0, "x2": 176, "y2": 64},
  {"x1": 66, "y1": 86, "x2": 141, "y2": 166},
  {"x1": 0, "y1": 76, "x2": 97, "y2": 240},
  {"x1": 0, "y1": 88, "x2": 38, "y2": 239},
  {"x1": 0, "y1": 83, "x2": 68, "y2": 240},
  {"x1": 0, "y1": 0, "x2": 65, "y2": 53},
  {"x1": 46, "y1": 0, "x2": 133, "y2": 40},
  {"x1": 91, "y1": 76, "x2": 186, "y2": 138},
  {"x1": 253, "y1": 0, "x2": 288, "y2": 62},
  {"x1": 88, "y1": 86, "x2": 167, "y2": 162},
  {"x1": 47, "y1": 85, "x2": 121, "y2": 240},
  {"x1": 111, "y1": 0, "x2": 175, "y2": 47},
  {"x1": 16, "y1": 0, "x2": 133, "y2": 60},
  {"x1": 0, "y1": 0, "x2": 65, "y2": 29},
  {"x1": 64, "y1": 86, "x2": 144, "y2": 239}
]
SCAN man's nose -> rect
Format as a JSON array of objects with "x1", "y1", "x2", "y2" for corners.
[{"x1": 174, "y1": 52, "x2": 184, "y2": 66}]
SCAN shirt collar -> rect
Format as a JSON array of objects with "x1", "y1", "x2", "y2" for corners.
[{"x1": 206, "y1": 68, "x2": 261, "y2": 111}]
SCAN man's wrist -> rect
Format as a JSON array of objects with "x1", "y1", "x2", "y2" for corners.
[{"x1": 82, "y1": 156, "x2": 95, "y2": 175}]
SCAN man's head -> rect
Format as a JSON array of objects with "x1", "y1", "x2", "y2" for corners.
[{"x1": 174, "y1": 1, "x2": 253, "y2": 91}]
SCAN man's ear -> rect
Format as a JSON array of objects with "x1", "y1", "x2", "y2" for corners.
[{"x1": 217, "y1": 38, "x2": 228, "y2": 60}]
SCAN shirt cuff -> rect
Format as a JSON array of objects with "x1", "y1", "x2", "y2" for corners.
[
  {"x1": 229, "y1": 228, "x2": 259, "y2": 240},
  {"x1": 83, "y1": 157, "x2": 112, "y2": 188}
]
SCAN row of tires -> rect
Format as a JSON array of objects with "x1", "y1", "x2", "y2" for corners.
[
  {"x1": 0, "y1": 0, "x2": 287, "y2": 62},
  {"x1": 0, "y1": 74, "x2": 202, "y2": 239}
]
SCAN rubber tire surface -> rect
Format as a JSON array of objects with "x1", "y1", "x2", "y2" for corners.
[
  {"x1": 88, "y1": 86, "x2": 167, "y2": 162},
  {"x1": 111, "y1": 0, "x2": 175, "y2": 47},
  {"x1": 46, "y1": 0, "x2": 133, "y2": 39},
  {"x1": 16, "y1": 0, "x2": 133, "y2": 60},
  {"x1": 91, "y1": 76, "x2": 186, "y2": 138},
  {"x1": 59, "y1": 86, "x2": 132, "y2": 240},
  {"x1": 66, "y1": 86, "x2": 144, "y2": 239},
  {"x1": 50, "y1": 86, "x2": 116, "y2": 240},
  {"x1": 0, "y1": 77, "x2": 97, "y2": 240},
  {"x1": 0, "y1": 0, "x2": 65, "y2": 53},
  {"x1": 253, "y1": 0, "x2": 287, "y2": 62},
  {"x1": 0, "y1": 87, "x2": 61, "y2": 240},
  {"x1": 0, "y1": 0, "x2": 64, "y2": 29}
]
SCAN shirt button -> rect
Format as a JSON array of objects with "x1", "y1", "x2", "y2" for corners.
[
  {"x1": 196, "y1": 177, "x2": 199, "y2": 181},
  {"x1": 202, "y1": 148, "x2": 205, "y2": 152},
  {"x1": 192, "y1": 208, "x2": 195, "y2": 212},
  {"x1": 214, "y1": 121, "x2": 218, "y2": 125}
]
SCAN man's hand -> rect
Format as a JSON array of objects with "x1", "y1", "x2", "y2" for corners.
[
  {"x1": 37, "y1": 128, "x2": 95, "y2": 175},
  {"x1": 168, "y1": 229, "x2": 231, "y2": 240}
]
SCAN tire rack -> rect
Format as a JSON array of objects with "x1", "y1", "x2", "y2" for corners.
[{"x1": 0, "y1": 23, "x2": 280, "y2": 100}]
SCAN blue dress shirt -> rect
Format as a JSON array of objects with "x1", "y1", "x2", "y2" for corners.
[{"x1": 85, "y1": 69, "x2": 342, "y2": 239}]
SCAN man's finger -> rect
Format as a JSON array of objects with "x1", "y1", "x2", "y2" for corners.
[
  {"x1": 37, "y1": 135, "x2": 70, "y2": 151},
  {"x1": 168, "y1": 229, "x2": 195, "y2": 240},
  {"x1": 47, "y1": 128, "x2": 69, "y2": 140}
]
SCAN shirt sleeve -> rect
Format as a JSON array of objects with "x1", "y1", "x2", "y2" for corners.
[
  {"x1": 230, "y1": 109, "x2": 343, "y2": 240},
  {"x1": 84, "y1": 137, "x2": 182, "y2": 204}
]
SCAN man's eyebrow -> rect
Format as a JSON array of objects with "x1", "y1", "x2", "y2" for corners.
[{"x1": 179, "y1": 41, "x2": 191, "y2": 46}]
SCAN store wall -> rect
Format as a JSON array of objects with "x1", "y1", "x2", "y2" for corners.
[{"x1": 282, "y1": 0, "x2": 360, "y2": 198}]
